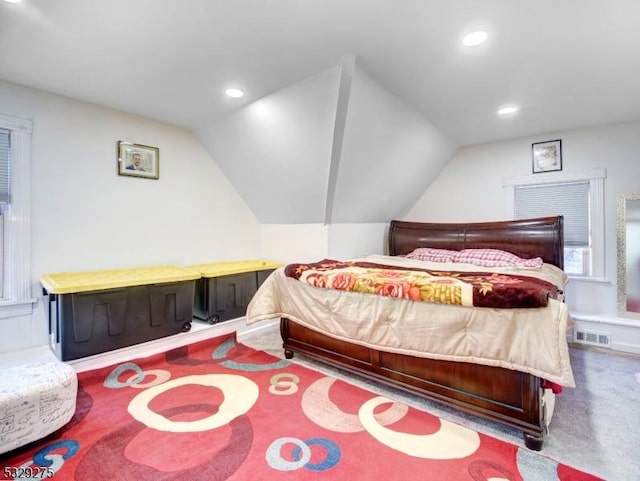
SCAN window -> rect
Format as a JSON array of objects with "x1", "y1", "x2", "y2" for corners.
[
  {"x1": 0, "y1": 114, "x2": 34, "y2": 317},
  {"x1": 504, "y1": 169, "x2": 605, "y2": 279}
]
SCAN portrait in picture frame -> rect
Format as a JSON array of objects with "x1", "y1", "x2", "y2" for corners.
[
  {"x1": 117, "y1": 141, "x2": 159, "y2": 179},
  {"x1": 532, "y1": 139, "x2": 562, "y2": 174}
]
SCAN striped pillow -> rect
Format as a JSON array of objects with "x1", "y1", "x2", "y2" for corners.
[
  {"x1": 453, "y1": 249, "x2": 543, "y2": 268},
  {"x1": 405, "y1": 248, "x2": 457, "y2": 263}
]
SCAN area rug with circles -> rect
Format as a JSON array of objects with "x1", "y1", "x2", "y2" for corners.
[{"x1": 1, "y1": 333, "x2": 602, "y2": 480}]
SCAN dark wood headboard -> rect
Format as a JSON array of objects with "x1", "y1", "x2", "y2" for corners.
[{"x1": 388, "y1": 216, "x2": 564, "y2": 269}]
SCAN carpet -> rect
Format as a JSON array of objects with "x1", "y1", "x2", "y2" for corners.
[{"x1": 0, "y1": 334, "x2": 602, "y2": 481}]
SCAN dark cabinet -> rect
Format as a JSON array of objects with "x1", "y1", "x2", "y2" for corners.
[
  {"x1": 41, "y1": 266, "x2": 199, "y2": 361},
  {"x1": 189, "y1": 260, "x2": 282, "y2": 324}
]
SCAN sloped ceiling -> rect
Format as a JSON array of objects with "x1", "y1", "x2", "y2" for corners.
[
  {"x1": 2, "y1": 1, "x2": 640, "y2": 224},
  {"x1": 195, "y1": 66, "x2": 341, "y2": 224},
  {"x1": 332, "y1": 59, "x2": 457, "y2": 223},
  {"x1": 196, "y1": 57, "x2": 457, "y2": 224},
  {"x1": 2, "y1": 1, "x2": 639, "y2": 147}
]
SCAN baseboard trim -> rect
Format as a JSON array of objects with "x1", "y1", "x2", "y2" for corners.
[
  {"x1": 69, "y1": 317, "x2": 278, "y2": 373},
  {"x1": 611, "y1": 341, "x2": 640, "y2": 355},
  {"x1": 570, "y1": 315, "x2": 640, "y2": 355},
  {"x1": 237, "y1": 318, "x2": 279, "y2": 341},
  {"x1": 571, "y1": 312, "x2": 640, "y2": 328}
]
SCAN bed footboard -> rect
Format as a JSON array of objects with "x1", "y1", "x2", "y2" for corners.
[{"x1": 281, "y1": 317, "x2": 547, "y2": 450}]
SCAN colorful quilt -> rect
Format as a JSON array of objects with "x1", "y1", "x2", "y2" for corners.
[{"x1": 285, "y1": 259, "x2": 558, "y2": 309}]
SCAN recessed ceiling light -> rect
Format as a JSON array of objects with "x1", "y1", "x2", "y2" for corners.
[
  {"x1": 497, "y1": 105, "x2": 520, "y2": 116},
  {"x1": 462, "y1": 31, "x2": 488, "y2": 47},
  {"x1": 225, "y1": 88, "x2": 244, "y2": 98}
]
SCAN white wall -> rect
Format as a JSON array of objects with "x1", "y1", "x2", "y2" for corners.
[
  {"x1": 196, "y1": 67, "x2": 340, "y2": 224},
  {"x1": 332, "y1": 65, "x2": 457, "y2": 222},
  {"x1": 406, "y1": 120, "x2": 640, "y2": 352},
  {"x1": 259, "y1": 222, "x2": 388, "y2": 265},
  {"x1": 328, "y1": 223, "x2": 388, "y2": 259},
  {"x1": 259, "y1": 224, "x2": 329, "y2": 264},
  {"x1": 0, "y1": 80, "x2": 260, "y2": 352}
]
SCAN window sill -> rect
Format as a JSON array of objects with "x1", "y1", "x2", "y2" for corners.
[
  {"x1": 567, "y1": 276, "x2": 610, "y2": 285},
  {"x1": 0, "y1": 299, "x2": 36, "y2": 319}
]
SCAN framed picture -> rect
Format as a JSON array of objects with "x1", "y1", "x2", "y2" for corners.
[
  {"x1": 532, "y1": 139, "x2": 562, "y2": 173},
  {"x1": 117, "y1": 141, "x2": 159, "y2": 179}
]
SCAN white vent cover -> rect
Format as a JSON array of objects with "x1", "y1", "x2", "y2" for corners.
[{"x1": 574, "y1": 329, "x2": 611, "y2": 348}]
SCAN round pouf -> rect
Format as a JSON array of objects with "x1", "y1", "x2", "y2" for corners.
[{"x1": 0, "y1": 360, "x2": 77, "y2": 455}]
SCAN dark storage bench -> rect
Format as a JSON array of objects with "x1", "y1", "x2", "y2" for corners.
[
  {"x1": 40, "y1": 265, "x2": 200, "y2": 361},
  {"x1": 188, "y1": 260, "x2": 282, "y2": 324}
]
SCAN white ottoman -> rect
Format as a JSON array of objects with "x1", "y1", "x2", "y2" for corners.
[{"x1": 0, "y1": 347, "x2": 77, "y2": 455}]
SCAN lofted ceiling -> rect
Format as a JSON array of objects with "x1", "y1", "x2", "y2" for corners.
[
  {"x1": 1, "y1": 1, "x2": 640, "y2": 225},
  {"x1": 2, "y1": 0, "x2": 639, "y2": 147}
]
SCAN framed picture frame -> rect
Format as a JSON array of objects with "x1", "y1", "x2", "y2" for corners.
[
  {"x1": 532, "y1": 139, "x2": 562, "y2": 174},
  {"x1": 117, "y1": 141, "x2": 159, "y2": 179}
]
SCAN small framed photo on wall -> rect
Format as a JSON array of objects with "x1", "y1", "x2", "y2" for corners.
[
  {"x1": 532, "y1": 139, "x2": 562, "y2": 174},
  {"x1": 117, "y1": 141, "x2": 159, "y2": 179}
]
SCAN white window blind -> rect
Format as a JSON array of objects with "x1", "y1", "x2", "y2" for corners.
[
  {"x1": 0, "y1": 113, "x2": 34, "y2": 313},
  {"x1": 0, "y1": 128, "x2": 9, "y2": 204},
  {"x1": 514, "y1": 181, "x2": 590, "y2": 246}
]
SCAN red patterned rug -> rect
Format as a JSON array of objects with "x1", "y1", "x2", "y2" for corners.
[{"x1": 1, "y1": 334, "x2": 601, "y2": 480}]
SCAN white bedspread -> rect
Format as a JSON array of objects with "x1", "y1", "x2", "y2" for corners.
[{"x1": 246, "y1": 255, "x2": 575, "y2": 388}]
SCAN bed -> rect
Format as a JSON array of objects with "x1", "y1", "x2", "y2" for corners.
[{"x1": 246, "y1": 216, "x2": 571, "y2": 450}]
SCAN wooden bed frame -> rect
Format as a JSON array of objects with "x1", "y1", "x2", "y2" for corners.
[{"x1": 280, "y1": 216, "x2": 564, "y2": 451}]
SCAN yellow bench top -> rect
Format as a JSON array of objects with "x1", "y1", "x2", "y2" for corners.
[
  {"x1": 186, "y1": 259, "x2": 284, "y2": 278},
  {"x1": 40, "y1": 265, "x2": 201, "y2": 294}
]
